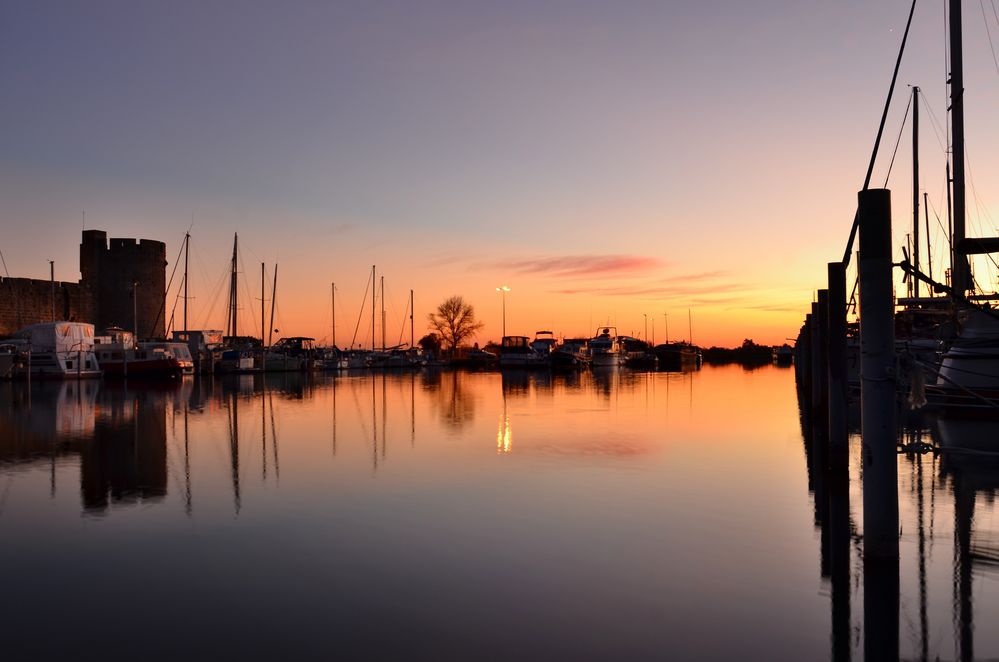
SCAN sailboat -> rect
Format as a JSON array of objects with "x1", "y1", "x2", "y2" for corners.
[
  {"x1": 898, "y1": 1, "x2": 999, "y2": 410},
  {"x1": 218, "y1": 233, "x2": 259, "y2": 373},
  {"x1": 169, "y1": 232, "x2": 224, "y2": 374}
]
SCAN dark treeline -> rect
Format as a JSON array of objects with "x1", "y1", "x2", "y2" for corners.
[{"x1": 702, "y1": 339, "x2": 777, "y2": 368}]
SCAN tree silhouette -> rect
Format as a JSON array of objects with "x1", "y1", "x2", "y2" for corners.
[
  {"x1": 427, "y1": 296, "x2": 484, "y2": 356},
  {"x1": 418, "y1": 333, "x2": 442, "y2": 357}
]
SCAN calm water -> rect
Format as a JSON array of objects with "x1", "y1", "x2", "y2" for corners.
[{"x1": 1, "y1": 366, "x2": 997, "y2": 661}]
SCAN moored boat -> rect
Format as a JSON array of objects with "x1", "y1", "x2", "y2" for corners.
[
  {"x1": 172, "y1": 329, "x2": 224, "y2": 374},
  {"x1": 95, "y1": 328, "x2": 188, "y2": 378},
  {"x1": 8, "y1": 322, "x2": 101, "y2": 379},
  {"x1": 622, "y1": 336, "x2": 658, "y2": 370},
  {"x1": 550, "y1": 338, "x2": 590, "y2": 371},
  {"x1": 590, "y1": 327, "x2": 624, "y2": 367},
  {"x1": 499, "y1": 335, "x2": 548, "y2": 368},
  {"x1": 654, "y1": 341, "x2": 701, "y2": 371},
  {"x1": 530, "y1": 331, "x2": 558, "y2": 357}
]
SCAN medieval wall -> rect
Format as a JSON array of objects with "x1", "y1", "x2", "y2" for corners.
[
  {"x1": 0, "y1": 229, "x2": 166, "y2": 339},
  {"x1": 0, "y1": 277, "x2": 92, "y2": 337}
]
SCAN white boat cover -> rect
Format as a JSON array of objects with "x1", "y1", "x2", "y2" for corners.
[{"x1": 13, "y1": 322, "x2": 96, "y2": 352}]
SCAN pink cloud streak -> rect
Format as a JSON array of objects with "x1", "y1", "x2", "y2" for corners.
[{"x1": 495, "y1": 254, "x2": 665, "y2": 279}]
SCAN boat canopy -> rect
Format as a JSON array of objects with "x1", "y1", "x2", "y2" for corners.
[{"x1": 12, "y1": 322, "x2": 95, "y2": 352}]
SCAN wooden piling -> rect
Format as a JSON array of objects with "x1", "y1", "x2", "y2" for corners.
[
  {"x1": 816, "y1": 289, "x2": 830, "y2": 420},
  {"x1": 810, "y1": 302, "x2": 823, "y2": 412},
  {"x1": 858, "y1": 187, "x2": 898, "y2": 562},
  {"x1": 826, "y1": 262, "x2": 848, "y2": 470}
]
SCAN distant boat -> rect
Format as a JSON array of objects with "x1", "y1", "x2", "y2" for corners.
[
  {"x1": 550, "y1": 338, "x2": 590, "y2": 371},
  {"x1": 366, "y1": 347, "x2": 424, "y2": 370},
  {"x1": 172, "y1": 329, "x2": 224, "y2": 374},
  {"x1": 530, "y1": 330, "x2": 558, "y2": 357},
  {"x1": 219, "y1": 349, "x2": 259, "y2": 373},
  {"x1": 265, "y1": 337, "x2": 319, "y2": 371},
  {"x1": 499, "y1": 335, "x2": 548, "y2": 368},
  {"x1": 774, "y1": 344, "x2": 794, "y2": 366},
  {"x1": 590, "y1": 327, "x2": 624, "y2": 367},
  {"x1": 466, "y1": 347, "x2": 497, "y2": 368},
  {"x1": 621, "y1": 336, "x2": 658, "y2": 370},
  {"x1": 8, "y1": 322, "x2": 101, "y2": 379},
  {"x1": 142, "y1": 341, "x2": 195, "y2": 375},
  {"x1": 95, "y1": 327, "x2": 190, "y2": 378},
  {"x1": 653, "y1": 342, "x2": 701, "y2": 371}
]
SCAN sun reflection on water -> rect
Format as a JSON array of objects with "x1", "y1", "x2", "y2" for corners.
[{"x1": 496, "y1": 413, "x2": 512, "y2": 454}]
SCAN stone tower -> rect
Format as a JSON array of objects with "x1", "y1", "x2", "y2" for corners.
[{"x1": 80, "y1": 230, "x2": 167, "y2": 339}]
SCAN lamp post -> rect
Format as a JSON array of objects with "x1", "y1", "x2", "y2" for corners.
[
  {"x1": 49, "y1": 261, "x2": 55, "y2": 322},
  {"x1": 133, "y1": 281, "x2": 139, "y2": 337},
  {"x1": 496, "y1": 286, "x2": 510, "y2": 337}
]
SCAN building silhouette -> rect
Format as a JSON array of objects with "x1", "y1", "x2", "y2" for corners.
[{"x1": 0, "y1": 229, "x2": 166, "y2": 338}]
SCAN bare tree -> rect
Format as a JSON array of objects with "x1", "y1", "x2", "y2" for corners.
[{"x1": 427, "y1": 295, "x2": 484, "y2": 355}]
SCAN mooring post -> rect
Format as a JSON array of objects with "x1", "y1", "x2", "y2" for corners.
[
  {"x1": 816, "y1": 289, "x2": 830, "y2": 422},
  {"x1": 826, "y1": 262, "x2": 848, "y2": 470},
  {"x1": 800, "y1": 313, "x2": 813, "y2": 391},
  {"x1": 825, "y1": 260, "x2": 852, "y2": 662},
  {"x1": 858, "y1": 187, "x2": 898, "y2": 560},
  {"x1": 858, "y1": 188, "x2": 899, "y2": 659},
  {"x1": 810, "y1": 302, "x2": 823, "y2": 412}
]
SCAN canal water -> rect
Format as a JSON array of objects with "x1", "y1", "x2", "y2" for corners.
[{"x1": 1, "y1": 365, "x2": 997, "y2": 660}]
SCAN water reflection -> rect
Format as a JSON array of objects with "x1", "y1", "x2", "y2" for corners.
[
  {"x1": 3, "y1": 368, "x2": 999, "y2": 659},
  {"x1": 0, "y1": 381, "x2": 173, "y2": 513},
  {"x1": 800, "y1": 383, "x2": 999, "y2": 661},
  {"x1": 426, "y1": 370, "x2": 477, "y2": 430}
]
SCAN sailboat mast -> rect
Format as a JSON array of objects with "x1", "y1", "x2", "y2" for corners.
[
  {"x1": 947, "y1": 161, "x2": 954, "y2": 271},
  {"x1": 924, "y1": 192, "x2": 933, "y2": 282},
  {"x1": 183, "y1": 232, "x2": 190, "y2": 334},
  {"x1": 371, "y1": 265, "x2": 376, "y2": 352},
  {"x1": 332, "y1": 282, "x2": 336, "y2": 349},
  {"x1": 912, "y1": 85, "x2": 920, "y2": 298},
  {"x1": 949, "y1": 0, "x2": 969, "y2": 295},
  {"x1": 688, "y1": 309, "x2": 692, "y2": 344},
  {"x1": 410, "y1": 289, "x2": 414, "y2": 349},
  {"x1": 229, "y1": 233, "x2": 238, "y2": 340},
  {"x1": 380, "y1": 276, "x2": 385, "y2": 352},
  {"x1": 268, "y1": 264, "x2": 278, "y2": 349},
  {"x1": 260, "y1": 263, "x2": 265, "y2": 346}
]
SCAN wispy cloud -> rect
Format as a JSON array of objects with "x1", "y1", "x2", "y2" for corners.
[
  {"x1": 550, "y1": 271, "x2": 739, "y2": 298},
  {"x1": 495, "y1": 254, "x2": 665, "y2": 279},
  {"x1": 744, "y1": 302, "x2": 808, "y2": 313}
]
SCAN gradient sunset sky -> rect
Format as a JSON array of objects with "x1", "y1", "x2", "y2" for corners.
[{"x1": 4, "y1": 1, "x2": 999, "y2": 347}]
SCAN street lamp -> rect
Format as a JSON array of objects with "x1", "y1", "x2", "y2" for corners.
[
  {"x1": 496, "y1": 286, "x2": 510, "y2": 337},
  {"x1": 133, "y1": 281, "x2": 139, "y2": 337}
]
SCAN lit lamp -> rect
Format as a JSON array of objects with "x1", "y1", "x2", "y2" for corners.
[{"x1": 496, "y1": 286, "x2": 511, "y2": 337}]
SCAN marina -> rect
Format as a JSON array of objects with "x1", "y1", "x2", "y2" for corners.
[{"x1": 10, "y1": 0, "x2": 999, "y2": 659}]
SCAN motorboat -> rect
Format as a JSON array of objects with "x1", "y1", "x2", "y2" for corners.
[
  {"x1": 95, "y1": 328, "x2": 188, "y2": 378},
  {"x1": 172, "y1": 329, "x2": 224, "y2": 374},
  {"x1": 141, "y1": 341, "x2": 195, "y2": 375},
  {"x1": 620, "y1": 336, "x2": 657, "y2": 370},
  {"x1": 499, "y1": 335, "x2": 548, "y2": 368},
  {"x1": 590, "y1": 327, "x2": 624, "y2": 367},
  {"x1": 550, "y1": 338, "x2": 590, "y2": 371},
  {"x1": 530, "y1": 331, "x2": 558, "y2": 357},
  {"x1": 654, "y1": 342, "x2": 701, "y2": 371},
  {"x1": 9, "y1": 322, "x2": 101, "y2": 378}
]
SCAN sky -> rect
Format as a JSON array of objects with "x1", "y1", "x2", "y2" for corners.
[{"x1": 4, "y1": 0, "x2": 999, "y2": 347}]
